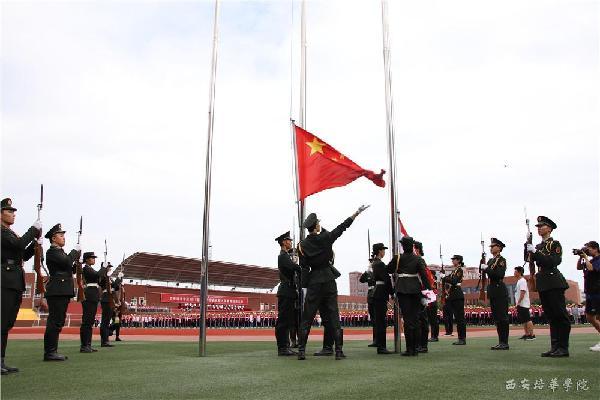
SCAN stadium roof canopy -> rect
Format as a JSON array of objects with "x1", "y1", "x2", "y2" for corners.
[{"x1": 120, "y1": 252, "x2": 280, "y2": 290}]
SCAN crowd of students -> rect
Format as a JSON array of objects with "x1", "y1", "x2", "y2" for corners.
[{"x1": 113, "y1": 303, "x2": 589, "y2": 329}]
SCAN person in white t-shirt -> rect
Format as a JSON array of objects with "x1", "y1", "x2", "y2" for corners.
[{"x1": 514, "y1": 267, "x2": 535, "y2": 340}]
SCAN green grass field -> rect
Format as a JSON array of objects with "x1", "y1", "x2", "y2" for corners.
[{"x1": 1, "y1": 335, "x2": 598, "y2": 400}]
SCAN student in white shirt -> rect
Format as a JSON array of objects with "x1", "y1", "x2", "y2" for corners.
[{"x1": 514, "y1": 267, "x2": 535, "y2": 340}]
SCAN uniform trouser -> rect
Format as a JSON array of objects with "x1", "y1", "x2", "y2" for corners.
[
  {"x1": 44, "y1": 296, "x2": 70, "y2": 354},
  {"x1": 100, "y1": 302, "x2": 113, "y2": 344},
  {"x1": 275, "y1": 296, "x2": 296, "y2": 350},
  {"x1": 443, "y1": 302, "x2": 454, "y2": 334},
  {"x1": 374, "y1": 298, "x2": 388, "y2": 350},
  {"x1": 539, "y1": 288, "x2": 571, "y2": 351},
  {"x1": 427, "y1": 302, "x2": 439, "y2": 339},
  {"x1": 80, "y1": 299, "x2": 98, "y2": 347},
  {"x1": 1, "y1": 288, "x2": 23, "y2": 358},
  {"x1": 299, "y1": 281, "x2": 342, "y2": 352},
  {"x1": 448, "y1": 298, "x2": 466, "y2": 340},
  {"x1": 397, "y1": 293, "x2": 421, "y2": 353},
  {"x1": 418, "y1": 304, "x2": 429, "y2": 348},
  {"x1": 490, "y1": 295, "x2": 509, "y2": 344},
  {"x1": 113, "y1": 323, "x2": 121, "y2": 338},
  {"x1": 368, "y1": 301, "x2": 376, "y2": 343}
]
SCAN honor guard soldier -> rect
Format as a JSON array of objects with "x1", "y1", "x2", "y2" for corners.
[
  {"x1": 388, "y1": 236, "x2": 431, "y2": 356},
  {"x1": 296, "y1": 205, "x2": 368, "y2": 360},
  {"x1": 527, "y1": 216, "x2": 571, "y2": 357},
  {"x1": 80, "y1": 252, "x2": 100, "y2": 353},
  {"x1": 44, "y1": 223, "x2": 81, "y2": 361},
  {"x1": 359, "y1": 259, "x2": 377, "y2": 347},
  {"x1": 444, "y1": 255, "x2": 467, "y2": 345},
  {"x1": 1, "y1": 198, "x2": 41, "y2": 374},
  {"x1": 413, "y1": 241, "x2": 435, "y2": 353},
  {"x1": 370, "y1": 243, "x2": 393, "y2": 354},
  {"x1": 482, "y1": 238, "x2": 510, "y2": 350},
  {"x1": 99, "y1": 263, "x2": 123, "y2": 347},
  {"x1": 274, "y1": 231, "x2": 301, "y2": 356}
]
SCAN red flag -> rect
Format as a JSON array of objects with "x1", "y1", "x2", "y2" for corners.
[
  {"x1": 294, "y1": 124, "x2": 385, "y2": 200},
  {"x1": 398, "y1": 216, "x2": 408, "y2": 237}
]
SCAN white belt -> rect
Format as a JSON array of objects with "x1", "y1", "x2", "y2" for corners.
[
  {"x1": 375, "y1": 281, "x2": 386, "y2": 285},
  {"x1": 452, "y1": 283, "x2": 462, "y2": 287},
  {"x1": 398, "y1": 273, "x2": 418, "y2": 278},
  {"x1": 368, "y1": 286, "x2": 375, "y2": 290},
  {"x1": 102, "y1": 289, "x2": 108, "y2": 293},
  {"x1": 85, "y1": 283, "x2": 99, "y2": 288}
]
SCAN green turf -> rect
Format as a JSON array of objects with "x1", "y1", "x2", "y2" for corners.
[{"x1": 1, "y1": 335, "x2": 598, "y2": 400}]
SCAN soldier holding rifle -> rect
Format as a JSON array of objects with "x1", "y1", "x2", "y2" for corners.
[
  {"x1": 481, "y1": 238, "x2": 510, "y2": 350},
  {"x1": 1, "y1": 197, "x2": 41, "y2": 374},
  {"x1": 274, "y1": 231, "x2": 300, "y2": 356}
]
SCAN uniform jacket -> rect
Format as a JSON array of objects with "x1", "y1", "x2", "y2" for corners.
[
  {"x1": 298, "y1": 217, "x2": 353, "y2": 287},
  {"x1": 371, "y1": 258, "x2": 393, "y2": 300},
  {"x1": 81, "y1": 265, "x2": 105, "y2": 303},
  {"x1": 484, "y1": 255, "x2": 508, "y2": 299},
  {"x1": 45, "y1": 245, "x2": 79, "y2": 297},
  {"x1": 533, "y1": 237, "x2": 568, "y2": 292},
  {"x1": 99, "y1": 273, "x2": 122, "y2": 303},
  {"x1": 1, "y1": 225, "x2": 38, "y2": 292},
  {"x1": 359, "y1": 269, "x2": 375, "y2": 303},
  {"x1": 277, "y1": 249, "x2": 300, "y2": 298},
  {"x1": 387, "y1": 253, "x2": 431, "y2": 295},
  {"x1": 443, "y1": 266, "x2": 464, "y2": 301}
]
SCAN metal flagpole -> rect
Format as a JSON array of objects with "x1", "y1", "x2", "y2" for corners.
[
  {"x1": 298, "y1": 0, "x2": 307, "y2": 240},
  {"x1": 381, "y1": 0, "x2": 401, "y2": 353},
  {"x1": 199, "y1": 0, "x2": 220, "y2": 357}
]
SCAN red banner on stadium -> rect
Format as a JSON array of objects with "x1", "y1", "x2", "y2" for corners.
[{"x1": 160, "y1": 293, "x2": 248, "y2": 305}]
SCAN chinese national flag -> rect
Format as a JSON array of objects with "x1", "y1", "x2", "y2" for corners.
[{"x1": 295, "y1": 124, "x2": 385, "y2": 200}]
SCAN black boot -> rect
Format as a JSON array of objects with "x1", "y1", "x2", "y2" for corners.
[
  {"x1": 297, "y1": 329, "x2": 309, "y2": 360},
  {"x1": 313, "y1": 347, "x2": 333, "y2": 356},
  {"x1": 1, "y1": 358, "x2": 18, "y2": 373},
  {"x1": 335, "y1": 329, "x2": 345, "y2": 360},
  {"x1": 43, "y1": 352, "x2": 67, "y2": 361}
]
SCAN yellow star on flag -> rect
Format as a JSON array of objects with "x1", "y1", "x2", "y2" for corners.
[{"x1": 306, "y1": 137, "x2": 326, "y2": 156}]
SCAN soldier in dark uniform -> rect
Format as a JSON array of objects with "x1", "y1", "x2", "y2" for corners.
[
  {"x1": 79, "y1": 252, "x2": 101, "y2": 353},
  {"x1": 44, "y1": 223, "x2": 81, "y2": 361},
  {"x1": 527, "y1": 216, "x2": 570, "y2": 357},
  {"x1": 482, "y1": 238, "x2": 510, "y2": 350},
  {"x1": 370, "y1": 243, "x2": 393, "y2": 354},
  {"x1": 413, "y1": 241, "x2": 434, "y2": 353},
  {"x1": 274, "y1": 231, "x2": 300, "y2": 356},
  {"x1": 428, "y1": 271, "x2": 440, "y2": 342},
  {"x1": 1, "y1": 198, "x2": 41, "y2": 374},
  {"x1": 387, "y1": 236, "x2": 431, "y2": 356},
  {"x1": 98, "y1": 262, "x2": 122, "y2": 347},
  {"x1": 296, "y1": 205, "x2": 368, "y2": 360},
  {"x1": 443, "y1": 255, "x2": 467, "y2": 345},
  {"x1": 359, "y1": 259, "x2": 377, "y2": 347}
]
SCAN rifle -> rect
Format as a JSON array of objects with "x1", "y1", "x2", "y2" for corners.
[
  {"x1": 118, "y1": 254, "x2": 127, "y2": 315},
  {"x1": 104, "y1": 239, "x2": 116, "y2": 309},
  {"x1": 75, "y1": 216, "x2": 85, "y2": 302},
  {"x1": 439, "y1": 244, "x2": 447, "y2": 306},
  {"x1": 33, "y1": 184, "x2": 46, "y2": 295},
  {"x1": 367, "y1": 229, "x2": 371, "y2": 262},
  {"x1": 477, "y1": 233, "x2": 487, "y2": 301},
  {"x1": 523, "y1": 208, "x2": 537, "y2": 292}
]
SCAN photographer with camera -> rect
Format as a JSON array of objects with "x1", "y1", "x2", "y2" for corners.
[{"x1": 575, "y1": 241, "x2": 600, "y2": 352}]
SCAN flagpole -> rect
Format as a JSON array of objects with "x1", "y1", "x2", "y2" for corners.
[
  {"x1": 381, "y1": 0, "x2": 401, "y2": 353},
  {"x1": 199, "y1": 0, "x2": 220, "y2": 357},
  {"x1": 298, "y1": 0, "x2": 307, "y2": 241}
]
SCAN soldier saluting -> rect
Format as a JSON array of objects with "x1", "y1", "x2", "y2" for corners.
[
  {"x1": 80, "y1": 252, "x2": 100, "y2": 353},
  {"x1": 482, "y1": 238, "x2": 510, "y2": 350},
  {"x1": 526, "y1": 216, "x2": 570, "y2": 357},
  {"x1": 296, "y1": 205, "x2": 369, "y2": 361},
  {"x1": 1, "y1": 198, "x2": 42, "y2": 374},
  {"x1": 44, "y1": 223, "x2": 81, "y2": 361},
  {"x1": 274, "y1": 231, "x2": 301, "y2": 356}
]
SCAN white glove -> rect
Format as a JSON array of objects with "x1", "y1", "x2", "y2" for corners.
[
  {"x1": 118, "y1": 272, "x2": 124, "y2": 279},
  {"x1": 420, "y1": 297, "x2": 429, "y2": 306},
  {"x1": 74, "y1": 244, "x2": 81, "y2": 252},
  {"x1": 526, "y1": 244, "x2": 536, "y2": 253},
  {"x1": 480, "y1": 264, "x2": 487, "y2": 270},
  {"x1": 302, "y1": 288, "x2": 307, "y2": 297},
  {"x1": 33, "y1": 220, "x2": 42, "y2": 231},
  {"x1": 36, "y1": 237, "x2": 44, "y2": 245}
]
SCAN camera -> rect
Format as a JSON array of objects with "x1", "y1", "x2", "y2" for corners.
[{"x1": 572, "y1": 248, "x2": 590, "y2": 257}]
